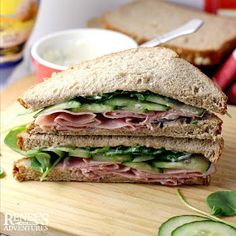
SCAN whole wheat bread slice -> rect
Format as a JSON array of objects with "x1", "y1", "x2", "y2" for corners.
[
  {"x1": 102, "y1": 0, "x2": 236, "y2": 66},
  {"x1": 18, "y1": 132, "x2": 223, "y2": 163},
  {"x1": 13, "y1": 157, "x2": 210, "y2": 185},
  {"x1": 28, "y1": 113, "x2": 222, "y2": 139},
  {"x1": 19, "y1": 47, "x2": 227, "y2": 114}
]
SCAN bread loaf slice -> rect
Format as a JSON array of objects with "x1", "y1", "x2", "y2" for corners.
[
  {"x1": 27, "y1": 113, "x2": 222, "y2": 139},
  {"x1": 102, "y1": 0, "x2": 236, "y2": 66},
  {"x1": 18, "y1": 132, "x2": 223, "y2": 163},
  {"x1": 13, "y1": 157, "x2": 210, "y2": 185},
  {"x1": 19, "y1": 47, "x2": 227, "y2": 114}
]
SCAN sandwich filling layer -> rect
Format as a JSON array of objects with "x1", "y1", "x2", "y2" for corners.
[
  {"x1": 16, "y1": 145, "x2": 214, "y2": 184},
  {"x1": 5, "y1": 126, "x2": 216, "y2": 185},
  {"x1": 33, "y1": 91, "x2": 207, "y2": 132}
]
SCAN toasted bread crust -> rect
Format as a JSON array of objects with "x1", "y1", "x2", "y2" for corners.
[
  {"x1": 13, "y1": 157, "x2": 210, "y2": 185},
  {"x1": 102, "y1": 0, "x2": 236, "y2": 66},
  {"x1": 17, "y1": 98, "x2": 29, "y2": 109},
  {"x1": 27, "y1": 113, "x2": 222, "y2": 139},
  {"x1": 18, "y1": 132, "x2": 223, "y2": 163},
  {"x1": 19, "y1": 47, "x2": 227, "y2": 114}
]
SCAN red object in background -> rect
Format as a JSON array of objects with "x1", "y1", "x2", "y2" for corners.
[
  {"x1": 228, "y1": 83, "x2": 236, "y2": 104},
  {"x1": 213, "y1": 49, "x2": 236, "y2": 105},
  {"x1": 205, "y1": 0, "x2": 236, "y2": 13},
  {"x1": 32, "y1": 58, "x2": 62, "y2": 83},
  {"x1": 213, "y1": 49, "x2": 236, "y2": 91}
]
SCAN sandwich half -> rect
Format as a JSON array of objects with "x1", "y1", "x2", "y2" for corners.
[
  {"x1": 5, "y1": 47, "x2": 226, "y2": 185},
  {"x1": 18, "y1": 47, "x2": 226, "y2": 139}
]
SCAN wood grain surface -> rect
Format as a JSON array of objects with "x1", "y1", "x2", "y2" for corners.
[{"x1": 0, "y1": 76, "x2": 236, "y2": 236}]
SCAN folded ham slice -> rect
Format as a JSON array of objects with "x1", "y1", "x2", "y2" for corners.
[
  {"x1": 57, "y1": 157, "x2": 215, "y2": 186},
  {"x1": 35, "y1": 109, "x2": 196, "y2": 131}
]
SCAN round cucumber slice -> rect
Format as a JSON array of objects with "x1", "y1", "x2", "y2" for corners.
[
  {"x1": 158, "y1": 215, "x2": 207, "y2": 236},
  {"x1": 172, "y1": 220, "x2": 236, "y2": 236},
  {"x1": 152, "y1": 157, "x2": 210, "y2": 173}
]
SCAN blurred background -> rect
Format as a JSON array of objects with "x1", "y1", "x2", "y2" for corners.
[{"x1": 1, "y1": 0, "x2": 236, "y2": 103}]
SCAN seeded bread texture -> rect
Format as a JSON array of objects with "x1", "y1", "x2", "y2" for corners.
[
  {"x1": 13, "y1": 157, "x2": 210, "y2": 185},
  {"x1": 102, "y1": 0, "x2": 236, "y2": 65},
  {"x1": 19, "y1": 47, "x2": 227, "y2": 114},
  {"x1": 18, "y1": 132, "x2": 223, "y2": 163},
  {"x1": 27, "y1": 113, "x2": 222, "y2": 139}
]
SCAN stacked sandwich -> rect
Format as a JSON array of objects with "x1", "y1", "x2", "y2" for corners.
[{"x1": 5, "y1": 47, "x2": 227, "y2": 185}]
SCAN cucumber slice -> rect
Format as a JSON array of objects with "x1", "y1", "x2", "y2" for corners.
[
  {"x1": 177, "y1": 104, "x2": 205, "y2": 117},
  {"x1": 172, "y1": 220, "x2": 236, "y2": 236},
  {"x1": 123, "y1": 162, "x2": 161, "y2": 173},
  {"x1": 146, "y1": 95, "x2": 176, "y2": 107},
  {"x1": 34, "y1": 100, "x2": 81, "y2": 118},
  {"x1": 132, "y1": 155, "x2": 156, "y2": 162},
  {"x1": 140, "y1": 102, "x2": 168, "y2": 112},
  {"x1": 158, "y1": 215, "x2": 207, "y2": 236},
  {"x1": 75, "y1": 103, "x2": 114, "y2": 113},
  {"x1": 47, "y1": 147, "x2": 90, "y2": 158},
  {"x1": 105, "y1": 98, "x2": 168, "y2": 112},
  {"x1": 105, "y1": 97, "x2": 131, "y2": 107},
  {"x1": 69, "y1": 148, "x2": 90, "y2": 158},
  {"x1": 146, "y1": 95, "x2": 205, "y2": 117},
  {"x1": 152, "y1": 157, "x2": 210, "y2": 172},
  {"x1": 92, "y1": 154, "x2": 132, "y2": 162}
]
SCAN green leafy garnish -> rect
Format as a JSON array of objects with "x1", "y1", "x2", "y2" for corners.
[
  {"x1": 4, "y1": 125, "x2": 65, "y2": 180},
  {"x1": 176, "y1": 189, "x2": 236, "y2": 228},
  {"x1": 4, "y1": 125, "x2": 27, "y2": 154},
  {"x1": 207, "y1": 191, "x2": 236, "y2": 216}
]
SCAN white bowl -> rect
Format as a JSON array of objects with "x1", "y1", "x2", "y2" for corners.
[{"x1": 31, "y1": 28, "x2": 138, "y2": 82}]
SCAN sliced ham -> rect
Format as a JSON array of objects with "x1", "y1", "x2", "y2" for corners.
[
  {"x1": 57, "y1": 157, "x2": 214, "y2": 186},
  {"x1": 35, "y1": 109, "x2": 196, "y2": 131}
]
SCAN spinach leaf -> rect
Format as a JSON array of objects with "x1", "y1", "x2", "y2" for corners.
[
  {"x1": 4, "y1": 125, "x2": 42, "y2": 156},
  {"x1": 4, "y1": 125, "x2": 27, "y2": 154},
  {"x1": 207, "y1": 191, "x2": 236, "y2": 216},
  {"x1": 176, "y1": 189, "x2": 236, "y2": 229},
  {"x1": 4, "y1": 125, "x2": 65, "y2": 180},
  {"x1": 34, "y1": 152, "x2": 51, "y2": 173}
]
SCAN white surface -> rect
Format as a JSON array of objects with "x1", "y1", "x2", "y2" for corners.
[{"x1": 31, "y1": 29, "x2": 137, "y2": 70}]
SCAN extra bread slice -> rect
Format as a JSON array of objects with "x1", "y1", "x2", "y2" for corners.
[
  {"x1": 19, "y1": 47, "x2": 227, "y2": 114},
  {"x1": 18, "y1": 132, "x2": 223, "y2": 163},
  {"x1": 102, "y1": 0, "x2": 236, "y2": 66},
  {"x1": 27, "y1": 113, "x2": 222, "y2": 140},
  {"x1": 13, "y1": 157, "x2": 210, "y2": 185}
]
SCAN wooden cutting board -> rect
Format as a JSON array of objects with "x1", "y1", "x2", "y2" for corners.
[{"x1": 1, "y1": 76, "x2": 236, "y2": 236}]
